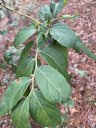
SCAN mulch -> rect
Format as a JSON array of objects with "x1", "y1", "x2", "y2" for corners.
[{"x1": 0, "y1": 0, "x2": 96, "y2": 128}]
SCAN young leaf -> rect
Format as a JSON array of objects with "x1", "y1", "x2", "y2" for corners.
[
  {"x1": 37, "y1": 33, "x2": 46, "y2": 49},
  {"x1": 50, "y1": 1, "x2": 56, "y2": 13},
  {"x1": 14, "y1": 25, "x2": 37, "y2": 47},
  {"x1": 35, "y1": 65, "x2": 72, "y2": 103},
  {"x1": 50, "y1": 22, "x2": 79, "y2": 48},
  {"x1": 37, "y1": 22, "x2": 48, "y2": 49},
  {"x1": 16, "y1": 57, "x2": 35, "y2": 78},
  {"x1": 39, "y1": 5, "x2": 52, "y2": 21},
  {"x1": 19, "y1": 41, "x2": 34, "y2": 64},
  {"x1": 53, "y1": 0, "x2": 66, "y2": 18},
  {"x1": 39, "y1": 46, "x2": 71, "y2": 82},
  {"x1": 0, "y1": 77, "x2": 31, "y2": 116},
  {"x1": 29, "y1": 91, "x2": 61, "y2": 127},
  {"x1": 11, "y1": 98, "x2": 31, "y2": 128},
  {"x1": 38, "y1": 22, "x2": 47, "y2": 33}
]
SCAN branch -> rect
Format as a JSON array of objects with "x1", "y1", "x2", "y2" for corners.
[{"x1": 0, "y1": 2, "x2": 41, "y2": 25}]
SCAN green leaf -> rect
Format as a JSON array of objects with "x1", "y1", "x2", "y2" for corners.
[
  {"x1": 50, "y1": 1, "x2": 56, "y2": 13},
  {"x1": 52, "y1": 41, "x2": 68, "y2": 58},
  {"x1": 16, "y1": 41, "x2": 35, "y2": 78},
  {"x1": 0, "y1": 77, "x2": 31, "y2": 116},
  {"x1": 19, "y1": 41, "x2": 34, "y2": 64},
  {"x1": 39, "y1": 45, "x2": 71, "y2": 82},
  {"x1": 53, "y1": 0, "x2": 66, "y2": 18},
  {"x1": 16, "y1": 57, "x2": 35, "y2": 78},
  {"x1": 50, "y1": 23, "x2": 96, "y2": 61},
  {"x1": 38, "y1": 22, "x2": 47, "y2": 33},
  {"x1": 39, "y1": 5, "x2": 52, "y2": 21},
  {"x1": 14, "y1": 25, "x2": 37, "y2": 47},
  {"x1": 40, "y1": 45, "x2": 68, "y2": 68},
  {"x1": 75, "y1": 42, "x2": 96, "y2": 61},
  {"x1": 37, "y1": 23, "x2": 48, "y2": 49},
  {"x1": 60, "y1": 14, "x2": 79, "y2": 20},
  {"x1": 35, "y1": 65, "x2": 72, "y2": 103},
  {"x1": 37, "y1": 33, "x2": 46, "y2": 49},
  {"x1": 29, "y1": 91, "x2": 61, "y2": 127},
  {"x1": 11, "y1": 98, "x2": 31, "y2": 128},
  {"x1": 50, "y1": 23, "x2": 80, "y2": 48}
]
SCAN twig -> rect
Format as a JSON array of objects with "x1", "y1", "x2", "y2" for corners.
[{"x1": 0, "y1": 2, "x2": 41, "y2": 25}]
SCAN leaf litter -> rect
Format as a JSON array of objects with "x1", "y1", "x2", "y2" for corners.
[{"x1": 0, "y1": 0, "x2": 96, "y2": 127}]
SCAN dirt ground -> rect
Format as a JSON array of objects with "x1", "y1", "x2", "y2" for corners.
[{"x1": 0, "y1": 0, "x2": 96, "y2": 128}]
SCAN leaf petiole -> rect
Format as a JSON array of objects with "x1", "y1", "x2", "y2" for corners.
[{"x1": 31, "y1": 49, "x2": 38, "y2": 90}]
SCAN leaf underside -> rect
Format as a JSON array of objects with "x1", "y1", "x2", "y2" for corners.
[{"x1": 50, "y1": 23, "x2": 96, "y2": 61}]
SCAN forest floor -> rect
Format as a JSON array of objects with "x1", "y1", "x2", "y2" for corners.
[{"x1": 0, "y1": 0, "x2": 96, "y2": 128}]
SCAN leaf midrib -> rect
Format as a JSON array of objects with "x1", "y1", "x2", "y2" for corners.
[
  {"x1": 3, "y1": 79, "x2": 31, "y2": 113},
  {"x1": 23, "y1": 59, "x2": 35, "y2": 76},
  {"x1": 40, "y1": 50, "x2": 64, "y2": 72},
  {"x1": 33, "y1": 91, "x2": 52, "y2": 123},
  {"x1": 16, "y1": 98, "x2": 30, "y2": 127},
  {"x1": 36, "y1": 67, "x2": 64, "y2": 102}
]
